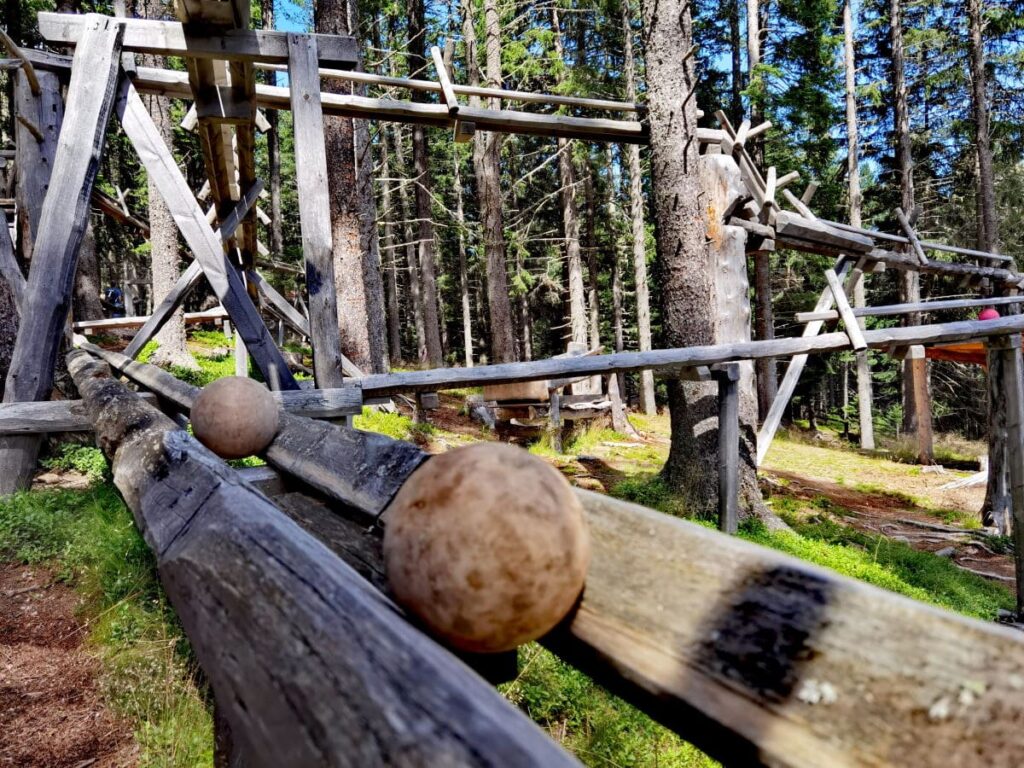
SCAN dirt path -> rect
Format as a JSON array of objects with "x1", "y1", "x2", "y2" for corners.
[
  {"x1": 766, "y1": 469, "x2": 1016, "y2": 586},
  {"x1": 0, "y1": 564, "x2": 135, "y2": 767}
]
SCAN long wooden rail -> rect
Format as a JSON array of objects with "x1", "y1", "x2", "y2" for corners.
[{"x1": 71, "y1": 344, "x2": 1024, "y2": 767}]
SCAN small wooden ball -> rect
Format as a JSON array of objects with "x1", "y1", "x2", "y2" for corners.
[
  {"x1": 382, "y1": 443, "x2": 590, "y2": 653},
  {"x1": 191, "y1": 377, "x2": 280, "y2": 459}
]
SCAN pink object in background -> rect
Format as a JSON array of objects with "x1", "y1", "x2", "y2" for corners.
[{"x1": 979, "y1": 308, "x2": 1001, "y2": 321}]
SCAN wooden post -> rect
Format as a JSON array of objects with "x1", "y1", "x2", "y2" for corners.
[
  {"x1": 993, "y1": 335, "x2": 1024, "y2": 614},
  {"x1": 548, "y1": 392, "x2": 563, "y2": 453},
  {"x1": 906, "y1": 345, "x2": 934, "y2": 464},
  {"x1": 714, "y1": 363, "x2": 740, "y2": 534},
  {"x1": 987, "y1": 342, "x2": 1011, "y2": 533},
  {"x1": 234, "y1": 332, "x2": 249, "y2": 377},
  {"x1": 0, "y1": 15, "x2": 123, "y2": 496},
  {"x1": 116, "y1": 79, "x2": 298, "y2": 390},
  {"x1": 287, "y1": 34, "x2": 345, "y2": 389}
]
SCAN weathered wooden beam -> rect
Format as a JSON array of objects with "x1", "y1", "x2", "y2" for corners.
[
  {"x1": 39, "y1": 13, "x2": 359, "y2": 67},
  {"x1": 714, "y1": 364, "x2": 740, "y2": 534},
  {"x1": 430, "y1": 45, "x2": 459, "y2": 115},
  {"x1": 15, "y1": 113, "x2": 44, "y2": 142},
  {"x1": 796, "y1": 293, "x2": 1024, "y2": 323},
  {"x1": 775, "y1": 210, "x2": 872, "y2": 253},
  {"x1": 0, "y1": 393, "x2": 155, "y2": 433},
  {"x1": 756, "y1": 258, "x2": 851, "y2": 466},
  {"x1": 288, "y1": 33, "x2": 346, "y2": 389},
  {"x1": 116, "y1": 79, "x2": 298, "y2": 390},
  {"x1": 824, "y1": 268, "x2": 867, "y2": 351},
  {"x1": 821, "y1": 217, "x2": 1013, "y2": 264},
  {"x1": 65, "y1": 350, "x2": 577, "y2": 767},
  {"x1": 81, "y1": 343, "x2": 411, "y2": 519},
  {"x1": 0, "y1": 15, "x2": 124, "y2": 496},
  {"x1": 75, "y1": 306, "x2": 228, "y2": 333},
  {"x1": 895, "y1": 206, "x2": 929, "y2": 266},
  {"x1": 91, "y1": 187, "x2": 150, "y2": 235}
]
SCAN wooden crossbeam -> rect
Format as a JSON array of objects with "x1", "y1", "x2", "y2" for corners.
[
  {"x1": 38, "y1": 13, "x2": 359, "y2": 67},
  {"x1": 430, "y1": 45, "x2": 459, "y2": 115},
  {"x1": 122, "y1": 180, "x2": 262, "y2": 359},
  {"x1": 756, "y1": 258, "x2": 852, "y2": 466},
  {"x1": 796, "y1": 294, "x2": 1024, "y2": 323},
  {"x1": 91, "y1": 187, "x2": 150, "y2": 235},
  {"x1": 116, "y1": 78, "x2": 298, "y2": 389},
  {"x1": 895, "y1": 206, "x2": 930, "y2": 266},
  {"x1": 824, "y1": 267, "x2": 867, "y2": 351}
]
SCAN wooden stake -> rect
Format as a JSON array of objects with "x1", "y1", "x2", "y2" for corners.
[
  {"x1": 714, "y1": 364, "x2": 740, "y2": 534},
  {"x1": 824, "y1": 268, "x2": 867, "y2": 351},
  {"x1": 0, "y1": 26, "x2": 40, "y2": 95}
]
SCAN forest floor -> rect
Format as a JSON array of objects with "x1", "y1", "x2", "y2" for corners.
[{"x1": 1, "y1": 330, "x2": 1018, "y2": 766}]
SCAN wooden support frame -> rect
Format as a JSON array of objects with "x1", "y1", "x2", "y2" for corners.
[
  {"x1": 0, "y1": 26, "x2": 40, "y2": 94},
  {"x1": 796, "y1": 293, "x2": 1024, "y2": 323},
  {"x1": 0, "y1": 212, "x2": 25, "y2": 312},
  {"x1": 430, "y1": 45, "x2": 459, "y2": 115},
  {"x1": 116, "y1": 78, "x2": 298, "y2": 389},
  {"x1": 288, "y1": 33, "x2": 346, "y2": 389},
  {"x1": 824, "y1": 267, "x2": 867, "y2": 351},
  {"x1": 895, "y1": 206, "x2": 929, "y2": 266},
  {"x1": 0, "y1": 14, "x2": 124, "y2": 495},
  {"x1": 906, "y1": 344, "x2": 935, "y2": 465},
  {"x1": 991, "y1": 334, "x2": 1024, "y2": 613},
  {"x1": 756, "y1": 258, "x2": 852, "y2": 466}
]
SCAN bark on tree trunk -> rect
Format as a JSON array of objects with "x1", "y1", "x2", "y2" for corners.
[
  {"x1": 263, "y1": 0, "x2": 284, "y2": 260},
  {"x1": 406, "y1": 0, "x2": 444, "y2": 367},
  {"x1": 584, "y1": 166, "x2": 601, "y2": 350},
  {"x1": 644, "y1": 0, "x2": 773, "y2": 524},
  {"x1": 317, "y1": 0, "x2": 389, "y2": 373},
  {"x1": 891, "y1": 0, "x2": 931, "y2": 452},
  {"x1": 139, "y1": 0, "x2": 194, "y2": 369},
  {"x1": 380, "y1": 126, "x2": 403, "y2": 366},
  {"x1": 968, "y1": 0, "x2": 998, "y2": 254},
  {"x1": 454, "y1": 147, "x2": 473, "y2": 367},
  {"x1": 845, "y1": 0, "x2": 874, "y2": 451},
  {"x1": 72, "y1": 225, "x2": 104, "y2": 322},
  {"x1": 465, "y1": 0, "x2": 517, "y2": 363},
  {"x1": 622, "y1": 1, "x2": 656, "y2": 415},
  {"x1": 730, "y1": 0, "x2": 744, "y2": 124}
]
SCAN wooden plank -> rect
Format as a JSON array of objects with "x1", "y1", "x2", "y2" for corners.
[
  {"x1": 75, "y1": 306, "x2": 228, "y2": 333},
  {"x1": 65, "y1": 351, "x2": 579, "y2": 767},
  {"x1": 116, "y1": 79, "x2": 298, "y2": 390},
  {"x1": 755, "y1": 259, "x2": 851, "y2": 466},
  {"x1": 122, "y1": 180, "x2": 261, "y2": 360},
  {"x1": 896, "y1": 206, "x2": 929, "y2": 266},
  {"x1": 0, "y1": 27, "x2": 40, "y2": 95},
  {"x1": 796, "y1": 294, "x2": 1024, "y2": 323},
  {"x1": 288, "y1": 34, "x2": 345, "y2": 389},
  {"x1": 821, "y1": 218, "x2": 1013, "y2": 264},
  {"x1": 775, "y1": 210, "x2": 873, "y2": 253},
  {"x1": 38, "y1": 13, "x2": 359, "y2": 67},
  {"x1": 0, "y1": 15, "x2": 124, "y2": 496},
  {"x1": 0, "y1": 394, "x2": 154, "y2": 433},
  {"x1": 824, "y1": 268, "x2": 867, "y2": 351},
  {"x1": 430, "y1": 45, "x2": 459, "y2": 115},
  {"x1": 714, "y1": 364, "x2": 740, "y2": 534}
]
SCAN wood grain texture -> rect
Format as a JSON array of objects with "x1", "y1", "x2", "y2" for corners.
[
  {"x1": 39, "y1": 13, "x2": 358, "y2": 67},
  {"x1": 0, "y1": 15, "x2": 124, "y2": 495},
  {"x1": 824, "y1": 268, "x2": 867, "y2": 351},
  {"x1": 775, "y1": 210, "x2": 873, "y2": 253},
  {"x1": 116, "y1": 79, "x2": 298, "y2": 390},
  {"x1": 796, "y1": 293, "x2": 1024, "y2": 323},
  {"x1": 287, "y1": 34, "x2": 345, "y2": 389},
  {"x1": 0, "y1": 212, "x2": 24, "y2": 313},
  {"x1": 65, "y1": 350, "x2": 577, "y2": 768},
  {"x1": 0, "y1": 394, "x2": 154, "y2": 433}
]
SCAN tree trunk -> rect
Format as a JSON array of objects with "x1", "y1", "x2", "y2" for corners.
[
  {"x1": 453, "y1": 148, "x2": 473, "y2": 368},
  {"x1": 746, "y1": 0, "x2": 764, "y2": 165},
  {"x1": 622, "y1": 2, "x2": 656, "y2": 414},
  {"x1": 140, "y1": 0, "x2": 195, "y2": 369},
  {"x1": 644, "y1": 0, "x2": 772, "y2": 524},
  {"x1": 464, "y1": 0, "x2": 517, "y2": 363},
  {"x1": 317, "y1": 0, "x2": 389, "y2": 373},
  {"x1": 730, "y1": 0, "x2": 744, "y2": 123},
  {"x1": 584, "y1": 165, "x2": 601, "y2": 350},
  {"x1": 72, "y1": 225, "x2": 104, "y2": 322},
  {"x1": 968, "y1": 0, "x2": 998, "y2": 254},
  {"x1": 406, "y1": 0, "x2": 443, "y2": 367},
  {"x1": 606, "y1": 146, "x2": 626, "y2": 397},
  {"x1": 845, "y1": 0, "x2": 874, "y2": 451},
  {"x1": 263, "y1": 0, "x2": 284, "y2": 259}
]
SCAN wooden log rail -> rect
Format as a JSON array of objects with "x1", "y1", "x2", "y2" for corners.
[
  {"x1": 65, "y1": 350, "x2": 577, "y2": 767},
  {"x1": 73, "y1": 306, "x2": 228, "y2": 333},
  {"x1": 71, "y1": 346, "x2": 1024, "y2": 767},
  {"x1": 796, "y1": 293, "x2": 1024, "y2": 324}
]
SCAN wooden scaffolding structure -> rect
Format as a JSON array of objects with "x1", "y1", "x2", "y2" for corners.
[{"x1": 2, "y1": 9, "x2": 1024, "y2": 767}]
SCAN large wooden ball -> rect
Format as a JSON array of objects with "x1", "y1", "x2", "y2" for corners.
[
  {"x1": 382, "y1": 443, "x2": 590, "y2": 653},
  {"x1": 191, "y1": 377, "x2": 280, "y2": 459}
]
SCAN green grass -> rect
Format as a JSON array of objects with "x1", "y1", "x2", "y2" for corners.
[
  {"x1": 0, "y1": 485, "x2": 213, "y2": 766},
  {"x1": 503, "y1": 644, "x2": 718, "y2": 767},
  {"x1": 353, "y1": 406, "x2": 417, "y2": 440},
  {"x1": 41, "y1": 443, "x2": 110, "y2": 482}
]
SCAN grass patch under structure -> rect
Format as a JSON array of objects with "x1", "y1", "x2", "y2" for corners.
[{"x1": 0, "y1": 484, "x2": 213, "y2": 766}]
